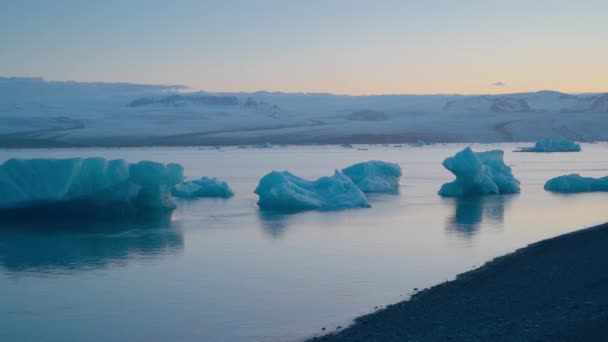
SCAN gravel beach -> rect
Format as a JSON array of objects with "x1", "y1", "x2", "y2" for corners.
[{"x1": 311, "y1": 222, "x2": 608, "y2": 341}]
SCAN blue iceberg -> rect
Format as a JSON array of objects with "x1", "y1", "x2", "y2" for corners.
[
  {"x1": 254, "y1": 142, "x2": 273, "y2": 148},
  {"x1": 516, "y1": 138, "x2": 581, "y2": 152},
  {"x1": 172, "y1": 177, "x2": 234, "y2": 198},
  {"x1": 254, "y1": 170, "x2": 370, "y2": 211},
  {"x1": 544, "y1": 174, "x2": 608, "y2": 193},
  {"x1": 0, "y1": 158, "x2": 183, "y2": 215},
  {"x1": 414, "y1": 139, "x2": 429, "y2": 147},
  {"x1": 439, "y1": 147, "x2": 520, "y2": 197},
  {"x1": 342, "y1": 160, "x2": 402, "y2": 193}
]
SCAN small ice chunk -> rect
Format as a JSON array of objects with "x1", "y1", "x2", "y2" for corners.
[
  {"x1": 254, "y1": 142, "x2": 273, "y2": 148},
  {"x1": 0, "y1": 158, "x2": 183, "y2": 213},
  {"x1": 254, "y1": 170, "x2": 370, "y2": 211},
  {"x1": 342, "y1": 161, "x2": 402, "y2": 193},
  {"x1": 172, "y1": 177, "x2": 234, "y2": 198},
  {"x1": 439, "y1": 147, "x2": 520, "y2": 197},
  {"x1": 516, "y1": 139, "x2": 581, "y2": 152},
  {"x1": 544, "y1": 174, "x2": 608, "y2": 193},
  {"x1": 414, "y1": 139, "x2": 428, "y2": 147}
]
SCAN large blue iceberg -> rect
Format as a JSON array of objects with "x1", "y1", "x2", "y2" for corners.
[
  {"x1": 516, "y1": 138, "x2": 581, "y2": 152},
  {"x1": 544, "y1": 174, "x2": 608, "y2": 193},
  {"x1": 342, "y1": 160, "x2": 402, "y2": 193},
  {"x1": 439, "y1": 147, "x2": 520, "y2": 197},
  {"x1": 254, "y1": 170, "x2": 370, "y2": 211},
  {"x1": 172, "y1": 177, "x2": 234, "y2": 198},
  {"x1": 0, "y1": 158, "x2": 183, "y2": 214}
]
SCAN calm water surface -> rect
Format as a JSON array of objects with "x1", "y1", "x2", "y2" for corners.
[{"x1": 1, "y1": 143, "x2": 608, "y2": 342}]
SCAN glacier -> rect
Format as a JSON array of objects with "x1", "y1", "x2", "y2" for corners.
[
  {"x1": 254, "y1": 170, "x2": 370, "y2": 211},
  {"x1": 544, "y1": 174, "x2": 608, "y2": 193},
  {"x1": 0, "y1": 158, "x2": 183, "y2": 215},
  {"x1": 172, "y1": 177, "x2": 234, "y2": 198},
  {"x1": 516, "y1": 139, "x2": 581, "y2": 152},
  {"x1": 438, "y1": 147, "x2": 521, "y2": 197},
  {"x1": 2, "y1": 78, "x2": 608, "y2": 147},
  {"x1": 342, "y1": 161, "x2": 402, "y2": 193}
]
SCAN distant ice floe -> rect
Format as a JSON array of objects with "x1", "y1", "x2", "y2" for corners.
[
  {"x1": 439, "y1": 147, "x2": 520, "y2": 197},
  {"x1": 172, "y1": 177, "x2": 234, "y2": 198},
  {"x1": 342, "y1": 160, "x2": 402, "y2": 193},
  {"x1": 544, "y1": 174, "x2": 608, "y2": 193},
  {"x1": 414, "y1": 139, "x2": 429, "y2": 147},
  {"x1": 516, "y1": 138, "x2": 581, "y2": 152},
  {"x1": 254, "y1": 142, "x2": 273, "y2": 148},
  {"x1": 254, "y1": 170, "x2": 370, "y2": 211},
  {"x1": 0, "y1": 158, "x2": 183, "y2": 215}
]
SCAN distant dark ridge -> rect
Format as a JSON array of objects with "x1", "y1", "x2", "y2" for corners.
[
  {"x1": 127, "y1": 93, "x2": 239, "y2": 107},
  {"x1": 346, "y1": 110, "x2": 389, "y2": 121},
  {"x1": 490, "y1": 97, "x2": 531, "y2": 113},
  {"x1": 443, "y1": 95, "x2": 533, "y2": 113},
  {"x1": 590, "y1": 93, "x2": 608, "y2": 112}
]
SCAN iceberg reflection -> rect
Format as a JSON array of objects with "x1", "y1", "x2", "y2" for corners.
[
  {"x1": 0, "y1": 213, "x2": 183, "y2": 274},
  {"x1": 256, "y1": 211, "x2": 291, "y2": 238},
  {"x1": 445, "y1": 195, "x2": 515, "y2": 238}
]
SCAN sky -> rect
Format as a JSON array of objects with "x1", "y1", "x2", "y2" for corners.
[{"x1": 1, "y1": 0, "x2": 607, "y2": 95}]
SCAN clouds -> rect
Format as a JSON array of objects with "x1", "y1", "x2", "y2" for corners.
[{"x1": 491, "y1": 81, "x2": 506, "y2": 87}]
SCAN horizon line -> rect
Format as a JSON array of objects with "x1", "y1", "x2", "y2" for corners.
[{"x1": 2, "y1": 75, "x2": 605, "y2": 97}]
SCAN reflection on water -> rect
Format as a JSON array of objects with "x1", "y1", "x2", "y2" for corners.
[
  {"x1": 0, "y1": 213, "x2": 183, "y2": 274},
  {"x1": 257, "y1": 211, "x2": 291, "y2": 238},
  {"x1": 1, "y1": 144, "x2": 607, "y2": 342},
  {"x1": 445, "y1": 195, "x2": 515, "y2": 238}
]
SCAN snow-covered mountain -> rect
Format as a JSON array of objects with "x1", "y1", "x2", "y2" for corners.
[
  {"x1": 443, "y1": 96, "x2": 532, "y2": 113},
  {"x1": 590, "y1": 94, "x2": 608, "y2": 112},
  {"x1": 1, "y1": 77, "x2": 607, "y2": 147},
  {"x1": 442, "y1": 91, "x2": 606, "y2": 114}
]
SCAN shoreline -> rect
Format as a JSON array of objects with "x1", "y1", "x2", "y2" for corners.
[
  {"x1": 0, "y1": 140, "x2": 604, "y2": 150},
  {"x1": 0, "y1": 133, "x2": 604, "y2": 149},
  {"x1": 311, "y1": 222, "x2": 608, "y2": 341}
]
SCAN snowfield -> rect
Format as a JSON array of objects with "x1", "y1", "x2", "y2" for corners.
[{"x1": 1, "y1": 77, "x2": 608, "y2": 147}]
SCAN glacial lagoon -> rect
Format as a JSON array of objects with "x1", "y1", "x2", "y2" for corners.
[{"x1": 1, "y1": 143, "x2": 608, "y2": 342}]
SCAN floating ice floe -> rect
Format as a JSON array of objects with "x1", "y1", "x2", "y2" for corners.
[
  {"x1": 438, "y1": 147, "x2": 520, "y2": 197},
  {"x1": 544, "y1": 174, "x2": 608, "y2": 193},
  {"x1": 342, "y1": 160, "x2": 402, "y2": 193},
  {"x1": 516, "y1": 138, "x2": 581, "y2": 152},
  {"x1": 172, "y1": 177, "x2": 234, "y2": 198},
  {"x1": 414, "y1": 139, "x2": 429, "y2": 147},
  {"x1": 0, "y1": 158, "x2": 183, "y2": 214},
  {"x1": 254, "y1": 170, "x2": 370, "y2": 211},
  {"x1": 254, "y1": 142, "x2": 273, "y2": 148}
]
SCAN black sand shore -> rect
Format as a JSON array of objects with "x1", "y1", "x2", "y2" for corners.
[{"x1": 311, "y1": 223, "x2": 608, "y2": 342}]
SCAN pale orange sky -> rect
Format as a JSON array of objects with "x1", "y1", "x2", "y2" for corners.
[{"x1": 2, "y1": 1, "x2": 607, "y2": 95}]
